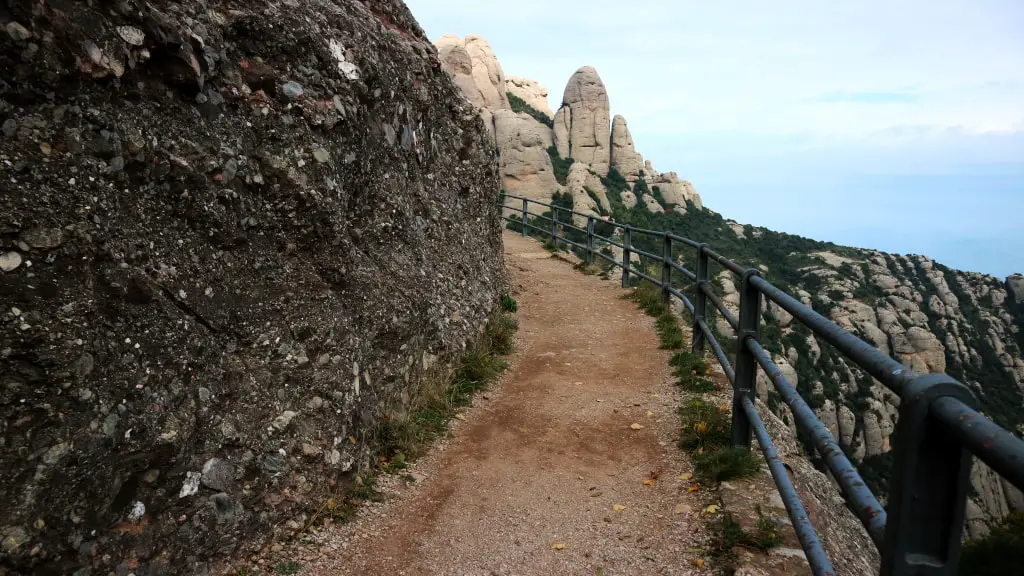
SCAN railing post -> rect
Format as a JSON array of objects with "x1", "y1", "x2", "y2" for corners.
[
  {"x1": 551, "y1": 206, "x2": 558, "y2": 242},
  {"x1": 881, "y1": 374, "x2": 977, "y2": 576},
  {"x1": 620, "y1": 227, "x2": 632, "y2": 288},
  {"x1": 692, "y1": 244, "x2": 710, "y2": 353},
  {"x1": 521, "y1": 198, "x2": 528, "y2": 237},
  {"x1": 661, "y1": 233, "x2": 672, "y2": 305},
  {"x1": 732, "y1": 269, "x2": 762, "y2": 449},
  {"x1": 586, "y1": 217, "x2": 595, "y2": 266}
]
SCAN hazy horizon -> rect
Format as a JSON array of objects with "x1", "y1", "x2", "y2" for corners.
[{"x1": 406, "y1": 0, "x2": 1023, "y2": 279}]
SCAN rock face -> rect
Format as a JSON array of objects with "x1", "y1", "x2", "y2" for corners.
[
  {"x1": 435, "y1": 34, "x2": 508, "y2": 111},
  {"x1": 610, "y1": 115, "x2": 644, "y2": 181},
  {"x1": 650, "y1": 172, "x2": 703, "y2": 209},
  {"x1": 1008, "y1": 274, "x2": 1024, "y2": 305},
  {"x1": 493, "y1": 110, "x2": 559, "y2": 208},
  {"x1": 554, "y1": 66, "x2": 612, "y2": 176},
  {"x1": 506, "y1": 76, "x2": 553, "y2": 118},
  {"x1": 0, "y1": 2, "x2": 504, "y2": 573},
  {"x1": 435, "y1": 36, "x2": 559, "y2": 209}
]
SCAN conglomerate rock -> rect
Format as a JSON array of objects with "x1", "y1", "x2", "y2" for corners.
[{"x1": 0, "y1": 1, "x2": 505, "y2": 573}]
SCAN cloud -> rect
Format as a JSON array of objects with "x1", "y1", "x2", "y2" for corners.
[{"x1": 811, "y1": 92, "x2": 919, "y2": 104}]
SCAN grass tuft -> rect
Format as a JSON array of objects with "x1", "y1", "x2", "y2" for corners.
[
  {"x1": 669, "y1": 350, "x2": 717, "y2": 392},
  {"x1": 693, "y1": 447, "x2": 761, "y2": 483}
]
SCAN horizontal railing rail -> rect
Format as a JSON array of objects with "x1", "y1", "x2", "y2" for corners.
[{"x1": 498, "y1": 193, "x2": 1024, "y2": 576}]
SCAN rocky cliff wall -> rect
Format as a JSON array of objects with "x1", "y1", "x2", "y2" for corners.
[{"x1": 0, "y1": 1, "x2": 504, "y2": 573}]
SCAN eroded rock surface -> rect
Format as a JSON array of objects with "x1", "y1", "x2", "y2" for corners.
[{"x1": 0, "y1": 2, "x2": 504, "y2": 573}]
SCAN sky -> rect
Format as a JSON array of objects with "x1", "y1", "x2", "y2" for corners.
[{"x1": 405, "y1": 0, "x2": 1024, "y2": 278}]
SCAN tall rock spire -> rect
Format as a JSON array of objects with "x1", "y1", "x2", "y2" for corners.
[
  {"x1": 554, "y1": 66, "x2": 611, "y2": 176},
  {"x1": 610, "y1": 114, "x2": 644, "y2": 180}
]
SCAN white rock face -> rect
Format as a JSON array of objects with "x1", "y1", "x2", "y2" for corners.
[
  {"x1": 506, "y1": 76, "x2": 553, "y2": 118},
  {"x1": 564, "y1": 163, "x2": 611, "y2": 224},
  {"x1": 641, "y1": 193, "x2": 664, "y2": 214},
  {"x1": 650, "y1": 172, "x2": 703, "y2": 209},
  {"x1": 610, "y1": 115, "x2": 644, "y2": 180},
  {"x1": 493, "y1": 110, "x2": 559, "y2": 210},
  {"x1": 435, "y1": 34, "x2": 508, "y2": 111},
  {"x1": 554, "y1": 66, "x2": 611, "y2": 176}
]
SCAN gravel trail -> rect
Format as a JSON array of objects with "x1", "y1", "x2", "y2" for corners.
[{"x1": 294, "y1": 232, "x2": 706, "y2": 575}]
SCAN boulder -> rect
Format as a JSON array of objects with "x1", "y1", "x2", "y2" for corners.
[
  {"x1": 610, "y1": 115, "x2": 644, "y2": 180},
  {"x1": 554, "y1": 66, "x2": 611, "y2": 176},
  {"x1": 506, "y1": 75, "x2": 553, "y2": 118}
]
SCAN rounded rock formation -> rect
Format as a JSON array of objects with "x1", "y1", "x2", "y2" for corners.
[{"x1": 554, "y1": 66, "x2": 612, "y2": 176}]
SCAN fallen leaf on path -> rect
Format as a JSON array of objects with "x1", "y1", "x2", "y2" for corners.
[
  {"x1": 454, "y1": 413, "x2": 465, "y2": 420},
  {"x1": 348, "y1": 435, "x2": 357, "y2": 444},
  {"x1": 646, "y1": 411, "x2": 654, "y2": 417},
  {"x1": 693, "y1": 558, "x2": 705, "y2": 568},
  {"x1": 552, "y1": 542, "x2": 566, "y2": 550},
  {"x1": 649, "y1": 469, "x2": 662, "y2": 479},
  {"x1": 705, "y1": 504, "x2": 720, "y2": 514},
  {"x1": 630, "y1": 423, "x2": 645, "y2": 430},
  {"x1": 679, "y1": 472, "x2": 693, "y2": 481},
  {"x1": 612, "y1": 504, "x2": 626, "y2": 511},
  {"x1": 687, "y1": 483, "x2": 702, "y2": 492},
  {"x1": 643, "y1": 479, "x2": 655, "y2": 487}
]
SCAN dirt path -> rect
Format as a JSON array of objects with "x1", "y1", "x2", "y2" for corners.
[{"x1": 297, "y1": 232, "x2": 705, "y2": 575}]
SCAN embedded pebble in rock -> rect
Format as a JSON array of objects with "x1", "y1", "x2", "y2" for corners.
[
  {"x1": 0, "y1": 251, "x2": 22, "y2": 272},
  {"x1": 179, "y1": 472, "x2": 202, "y2": 498},
  {"x1": 20, "y1": 228, "x2": 63, "y2": 249},
  {"x1": 5, "y1": 21, "x2": 31, "y2": 42},
  {"x1": 312, "y1": 147, "x2": 331, "y2": 163},
  {"x1": 201, "y1": 458, "x2": 235, "y2": 492},
  {"x1": 0, "y1": 1, "x2": 503, "y2": 574},
  {"x1": 281, "y1": 81, "x2": 304, "y2": 99}
]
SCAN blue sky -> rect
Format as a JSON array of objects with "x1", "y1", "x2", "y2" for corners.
[{"x1": 405, "y1": 0, "x2": 1024, "y2": 278}]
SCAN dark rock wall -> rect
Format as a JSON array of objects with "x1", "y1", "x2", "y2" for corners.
[{"x1": 0, "y1": 1, "x2": 504, "y2": 573}]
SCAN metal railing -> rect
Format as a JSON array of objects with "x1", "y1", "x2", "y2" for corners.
[{"x1": 498, "y1": 193, "x2": 1024, "y2": 576}]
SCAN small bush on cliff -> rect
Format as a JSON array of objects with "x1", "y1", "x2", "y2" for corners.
[
  {"x1": 548, "y1": 146, "x2": 575, "y2": 185},
  {"x1": 507, "y1": 92, "x2": 553, "y2": 127},
  {"x1": 708, "y1": 507, "x2": 783, "y2": 573},
  {"x1": 959, "y1": 511, "x2": 1024, "y2": 576}
]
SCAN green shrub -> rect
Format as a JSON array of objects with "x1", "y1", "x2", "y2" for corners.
[
  {"x1": 693, "y1": 447, "x2": 760, "y2": 482},
  {"x1": 629, "y1": 279, "x2": 667, "y2": 317},
  {"x1": 547, "y1": 146, "x2": 575, "y2": 185},
  {"x1": 959, "y1": 511, "x2": 1024, "y2": 576},
  {"x1": 670, "y1": 350, "x2": 716, "y2": 392},
  {"x1": 708, "y1": 507, "x2": 783, "y2": 574},
  {"x1": 507, "y1": 92, "x2": 553, "y2": 127},
  {"x1": 656, "y1": 313, "x2": 685, "y2": 350},
  {"x1": 500, "y1": 293, "x2": 518, "y2": 313}
]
